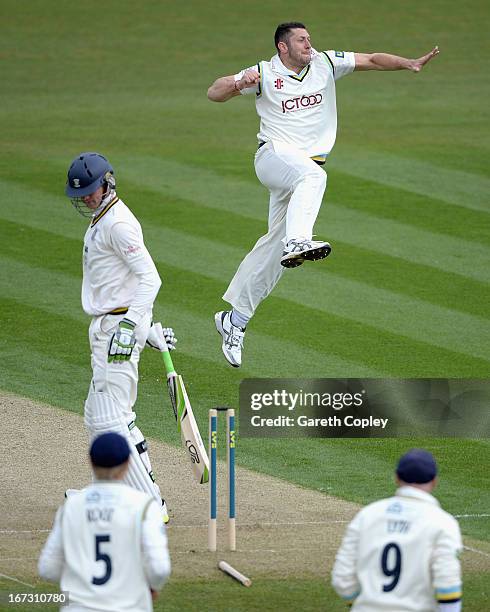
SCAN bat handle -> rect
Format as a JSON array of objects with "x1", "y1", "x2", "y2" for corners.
[{"x1": 162, "y1": 348, "x2": 176, "y2": 375}]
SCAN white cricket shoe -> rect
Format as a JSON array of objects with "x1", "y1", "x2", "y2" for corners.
[
  {"x1": 280, "y1": 239, "x2": 332, "y2": 268},
  {"x1": 215, "y1": 311, "x2": 245, "y2": 368}
]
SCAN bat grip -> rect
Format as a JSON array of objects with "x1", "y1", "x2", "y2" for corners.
[{"x1": 161, "y1": 348, "x2": 176, "y2": 375}]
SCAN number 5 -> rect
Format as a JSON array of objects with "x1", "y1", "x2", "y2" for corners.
[
  {"x1": 92, "y1": 534, "x2": 112, "y2": 585},
  {"x1": 381, "y1": 542, "x2": 401, "y2": 592}
]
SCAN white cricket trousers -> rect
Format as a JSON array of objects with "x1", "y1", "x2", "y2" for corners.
[
  {"x1": 223, "y1": 140, "x2": 327, "y2": 319},
  {"x1": 85, "y1": 312, "x2": 163, "y2": 505},
  {"x1": 88, "y1": 312, "x2": 151, "y2": 423}
]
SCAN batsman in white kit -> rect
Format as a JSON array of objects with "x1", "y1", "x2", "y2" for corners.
[
  {"x1": 332, "y1": 449, "x2": 463, "y2": 611},
  {"x1": 208, "y1": 22, "x2": 439, "y2": 367},
  {"x1": 39, "y1": 433, "x2": 171, "y2": 612},
  {"x1": 65, "y1": 153, "x2": 176, "y2": 523}
]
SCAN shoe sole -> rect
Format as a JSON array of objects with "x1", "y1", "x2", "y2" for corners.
[
  {"x1": 280, "y1": 255, "x2": 305, "y2": 268},
  {"x1": 280, "y1": 243, "x2": 332, "y2": 269},
  {"x1": 214, "y1": 312, "x2": 240, "y2": 368}
]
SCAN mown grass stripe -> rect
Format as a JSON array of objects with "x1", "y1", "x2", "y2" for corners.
[
  {"x1": 254, "y1": 295, "x2": 488, "y2": 377},
  {"x1": 145, "y1": 227, "x2": 490, "y2": 363},
  {"x1": 327, "y1": 170, "x2": 490, "y2": 246},
  {"x1": 139, "y1": 225, "x2": 489, "y2": 362},
  {"x1": 314, "y1": 240, "x2": 489, "y2": 320},
  {"x1": 1, "y1": 221, "x2": 483, "y2": 378},
  {"x1": 160, "y1": 260, "x2": 488, "y2": 377},
  {"x1": 275, "y1": 269, "x2": 490, "y2": 362},
  {"x1": 2, "y1": 217, "x2": 484, "y2": 377},
  {"x1": 0, "y1": 256, "x2": 380, "y2": 377},
  {"x1": 0, "y1": 186, "x2": 488, "y2": 365},
  {"x1": 329, "y1": 148, "x2": 490, "y2": 213},
  {"x1": 116, "y1": 158, "x2": 490, "y2": 282},
  {"x1": 2, "y1": 200, "x2": 488, "y2": 326},
  {"x1": 0, "y1": 344, "x2": 90, "y2": 408},
  {"x1": 2, "y1": 174, "x2": 488, "y2": 287},
  {"x1": 318, "y1": 205, "x2": 490, "y2": 284}
]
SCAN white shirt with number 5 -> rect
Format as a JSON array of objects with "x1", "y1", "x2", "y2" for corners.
[{"x1": 38, "y1": 481, "x2": 170, "y2": 612}]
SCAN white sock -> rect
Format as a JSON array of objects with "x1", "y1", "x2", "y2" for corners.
[{"x1": 230, "y1": 309, "x2": 249, "y2": 329}]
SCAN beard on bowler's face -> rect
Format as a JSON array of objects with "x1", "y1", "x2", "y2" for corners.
[{"x1": 289, "y1": 44, "x2": 311, "y2": 66}]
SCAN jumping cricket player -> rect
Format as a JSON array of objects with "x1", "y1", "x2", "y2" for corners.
[
  {"x1": 65, "y1": 152, "x2": 176, "y2": 522},
  {"x1": 208, "y1": 22, "x2": 439, "y2": 367},
  {"x1": 39, "y1": 433, "x2": 171, "y2": 611},
  {"x1": 332, "y1": 449, "x2": 463, "y2": 611}
]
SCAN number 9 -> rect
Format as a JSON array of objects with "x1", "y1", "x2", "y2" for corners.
[{"x1": 381, "y1": 542, "x2": 402, "y2": 592}]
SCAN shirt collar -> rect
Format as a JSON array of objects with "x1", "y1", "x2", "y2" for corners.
[{"x1": 396, "y1": 486, "x2": 440, "y2": 507}]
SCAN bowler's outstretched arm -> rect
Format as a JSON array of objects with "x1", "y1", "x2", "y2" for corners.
[{"x1": 354, "y1": 46, "x2": 439, "y2": 72}]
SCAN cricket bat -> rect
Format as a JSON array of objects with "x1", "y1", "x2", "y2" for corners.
[{"x1": 160, "y1": 336, "x2": 209, "y2": 484}]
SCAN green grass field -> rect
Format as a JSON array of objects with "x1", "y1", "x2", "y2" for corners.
[
  {"x1": 0, "y1": 0, "x2": 488, "y2": 610},
  {"x1": 2, "y1": 574, "x2": 489, "y2": 612}
]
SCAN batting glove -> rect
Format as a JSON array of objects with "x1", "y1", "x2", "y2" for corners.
[
  {"x1": 108, "y1": 318, "x2": 137, "y2": 362},
  {"x1": 146, "y1": 322, "x2": 177, "y2": 351}
]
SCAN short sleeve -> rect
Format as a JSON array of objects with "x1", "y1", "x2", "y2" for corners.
[
  {"x1": 234, "y1": 63, "x2": 260, "y2": 95},
  {"x1": 323, "y1": 50, "x2": 355, "y2": 80}
]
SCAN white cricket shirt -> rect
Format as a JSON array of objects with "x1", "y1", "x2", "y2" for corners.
[
  {"x1": 81, "y1": 194, "x2": 161, "y2": 325},
  {"x1": 236, "y1": 49, "x2": 355, "y2": 160},
  {"x1": 38, "y1": 482, "x2": 170, "y2": 612},
  {"x1": 332, "y1": 487, "x2": 463, "y2": 611}
]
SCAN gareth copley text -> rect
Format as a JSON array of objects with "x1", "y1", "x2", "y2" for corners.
[{"x1": 250, "y1": 414, "x2": 389, "y2": 429}]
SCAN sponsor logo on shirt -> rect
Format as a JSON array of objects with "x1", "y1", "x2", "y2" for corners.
[
  {"x1": 335, "y1": 51, "x2": 344, "y2": 58},
  {"x1": 281, "y1": 93, "x2": 323, "y2": 114},
  {"x1": 124, "y1": 244, "x2": 141, "y2": 256},
  {"x1": 274, "y1": 78, "x2": 284, "y2": 89}
]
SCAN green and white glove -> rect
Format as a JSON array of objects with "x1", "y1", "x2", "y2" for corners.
[{"x1": 108, "y1": 318, "x2": 137, "y2": 362}]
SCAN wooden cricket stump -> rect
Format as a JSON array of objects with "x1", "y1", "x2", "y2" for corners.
[{"x1": 218, "y1": 560, "x2": 251, "y2": 587}]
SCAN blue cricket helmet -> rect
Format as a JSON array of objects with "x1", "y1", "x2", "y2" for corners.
[{"x1": 65, "y1": 152, "x2": 115, "y2": 197}]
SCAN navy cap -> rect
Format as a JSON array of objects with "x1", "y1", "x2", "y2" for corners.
[
  {"x1": 396, "y1": 449, "x2": 437, "y2": 484},
  {"x1": 90, "y1": 433, "x2": 130, "y2": 468}
]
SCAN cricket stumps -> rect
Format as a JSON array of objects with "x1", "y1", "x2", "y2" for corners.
[{"x1": 208, "y1": 407, "x2": 236, "y2": 552}]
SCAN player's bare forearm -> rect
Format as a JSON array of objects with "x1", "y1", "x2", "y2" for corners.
[
  {"x1": 355, "y1": 52, "x2": 409, "y2": 71},
  {"x1": 208, "y1": 69, "x2": 260, "y2": 102},
  {"x1": 354, "y1": 46, "x2": 439, "y2": 72},
  {"x1": 207, "y1": 76, "x2": 240, "y2": 102}
]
